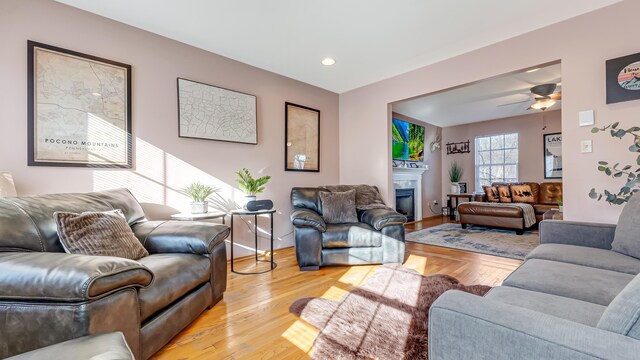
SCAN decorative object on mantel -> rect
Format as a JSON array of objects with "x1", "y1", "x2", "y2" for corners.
[
  {"x1": 182, "y1": 182, "x2": 219, "y2": 214},
  {"x1": 178, "y1": 78, "x2": 257, "y2": 144},
  {"x1": 449, "y1": 160, "x2": 463, "y2": 194},
  {"x1": 285, "y1": 102, "x2": 320, "y2": 172},
  {"x1": 28, "y1": 41, "x2": 132, "y2": 168},
  {"x1": 236, "y1": 168, "x2": 272, "y2": 209},
  {"x1": 446, "y1": 140, "x2": 470, "y2": 155},
  {"x1": 543, "y1": 132, "x2": 562, "y2": 179},
  {"x1": 0, "y1": 172, "x2": 17, "y2": 197},
  {"x1": 589, "y1": 122, "x2": 640, "y2": 204},
  {"x1": 606, "y1": 52, "x2": 640, "y2": 104}
]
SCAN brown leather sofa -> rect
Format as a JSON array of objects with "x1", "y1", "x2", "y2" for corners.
[
  {"x1": 458, "y1": 182, "x2": 562, "y2": 234},
  {"x1": 0, "y1": 188, "x2": 229, "y2": 360}
]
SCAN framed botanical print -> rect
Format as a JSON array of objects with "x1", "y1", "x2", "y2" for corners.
[
  {"x1": 544, "y1": 132, "x2": 562, "y2": 179},
  {"x1": 28, "y1": 41, "x2": 132, "y2": 168},
  {"x1": 285, "y1": 102, "x2": 320, "y2": 172}
]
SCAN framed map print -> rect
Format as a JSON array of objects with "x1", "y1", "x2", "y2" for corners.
[
  {"x1": 177, "y1": 78, "x2": 257, "y2": 144},
  {"x1": 285, "y1": 102, "x2": 320, "y2": 172},
  {"x1": 27, "y1": 41, "x2": 132, "y2": 168},
  {"x1": 544, "y1": 132, "x2": 562, "y2": 179}
]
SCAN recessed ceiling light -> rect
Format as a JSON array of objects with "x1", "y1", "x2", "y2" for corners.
[
  {"x1": 321, "y1": 57, "x2": 336, "y2": 66},
  {"x1": 526, "y1": 68, "x2": 541, "y2": 73}
]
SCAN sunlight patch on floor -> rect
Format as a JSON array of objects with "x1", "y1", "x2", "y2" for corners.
[
  {"x1": 281, "y1": 319, "x2": 318, "y2": 353},
  {"x1": 403, "y1": 254, "x2": 429, "y2": 275},
  {"x1": 335, "y1": 265, "x2": 377, "y2": 287}
]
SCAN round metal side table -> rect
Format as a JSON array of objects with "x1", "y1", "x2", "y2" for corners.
[{"x1": 229, "y1": 209, "x2": 277, "y2": 275}]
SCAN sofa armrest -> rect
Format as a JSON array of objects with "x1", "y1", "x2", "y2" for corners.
[
  {"x1": 6, "y1": 332, "x2": 134, "y2": 360},
  {"x1": 132, "y1": 220, "x2": 230, "y2": 255},
  {"x1": 429, "y1": 290, "x2": 640, "y2": 360},
  {"x1": 359, "y1": 208, "x2": 407, "y2": 230},
  {"x1": 539, "y1": 220, "x2": 617, "y2": 249},
  {"x1": 0, "y1": 252, "x2": 152, "y2": 302},
  {"x1": 291, "y1": 208, "x2": 326, "y2": 232}
]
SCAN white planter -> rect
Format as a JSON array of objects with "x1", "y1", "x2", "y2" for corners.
[
  {"x1": 450, "y1": 183, "x2": 459, "y2": 194},
  {"x1": 244, "y1": 195, "x2": 256, "y2": 209},
  {"x1": 190, "y1": 201, "x2": 209, "y2": 214}
]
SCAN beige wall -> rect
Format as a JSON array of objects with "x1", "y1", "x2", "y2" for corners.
[
  {"x1": 340, "y1": 1, "x2": 640, "y2": 224},
  {"x1": 0, "y1": 0, "x2": 340, "y2": 257},
  {"x1": 391, "y1": 112, "x2": 443, "y2": 217},
  {"x1": 441, "y1": 111, "x2": 561, "y2": 199}
]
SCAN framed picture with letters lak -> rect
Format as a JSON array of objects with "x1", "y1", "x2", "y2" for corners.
[
  {"x1": 543, "y1": 132, "x2": 562, "y2": 179},
  {"x1": 27, "y1": 41, "x2": 132, "y2": 168}
]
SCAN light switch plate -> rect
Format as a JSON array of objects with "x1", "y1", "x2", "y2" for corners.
[
  {"x1": 581, "y1": 140, "x2": 593, "y2": 153},
  {"x1": 579, "y1": 110, "x2": 595, "y2": 127}
]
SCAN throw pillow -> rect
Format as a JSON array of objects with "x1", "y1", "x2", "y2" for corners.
[
  {"x1": 510, "y1": 184, "x2": 536, "y2": 203},
  {"x1": 483, "y1": 186, "x2": 500, "y2": 203},
  {"x1": 54, "y1": 210, "x2": 148, "y2": 260},
  {"x1": 319, "y1": 189, "x2": 359, "y2": 224},
  {"x1": 612, "y1": 193, "x2": 640, "y2": 259},
  {"x1": 497, "y1": 185, "x2": 512, "y2": 203}
]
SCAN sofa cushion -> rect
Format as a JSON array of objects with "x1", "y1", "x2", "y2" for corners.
[
  {"x1": 612, "y1": 193, "x2": 640, "y2": 259},
  {"x1": 539, "y1": 182, "x2": 563, "y2": 204},
  {"x1": 510, "y1": 184, "x2": 536, "y2": 203},
  {"x1": 137, "y1": 254, "x2": 210, "y2": 321},
  {"x1": 319, "y1": 190, "x2": 358, "y2": 224},
  {"x1": 502, "y1": 259, "x2": 634, "y2": 306},
  {"x1": 322, "y1": 223, "x2": 382, "y2": 249},
  {"x1": 486, "y1": 286, "x2": 606, "y2": 326},
  {"x1": 54, "y1": 210, "x2": 148, "y2": 260},
  {"x1": 497, "y1": 185, "x2": 512, "y2": 203},
  {"x1": 526, "y1": 244, "x2": 640, "y2": 275},
  {"x1": 483, "y1": 186, "x2": 500, "y2": 203},
  {"x1": 598, "y1": 274, "x2": 640, "y2": 339}
]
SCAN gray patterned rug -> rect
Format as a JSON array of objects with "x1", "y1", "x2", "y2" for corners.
[{"x1": 406, "y1": 223, "x2": 539, "y2": 260}]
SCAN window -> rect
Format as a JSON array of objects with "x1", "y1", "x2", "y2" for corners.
[{"x1": 475, "y1": 133, "x2": 518, "y2": 191}]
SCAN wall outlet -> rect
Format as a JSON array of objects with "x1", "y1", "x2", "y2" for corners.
[{"x1": 433, "y1": 200, "x2": 438, "y2": 206}]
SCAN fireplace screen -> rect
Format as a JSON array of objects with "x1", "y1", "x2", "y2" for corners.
[{"x1": 395, "y1": 188, "x2": 415, "y2": 222}]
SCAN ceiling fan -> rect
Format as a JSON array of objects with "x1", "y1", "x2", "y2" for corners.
[{"x1": 497, "y1": 83, "x2": 562, "y2": 111}]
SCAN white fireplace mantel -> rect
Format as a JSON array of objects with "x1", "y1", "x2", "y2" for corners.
[{"x1": 392, "y1": 167, "x2": 427, "y2": 221}]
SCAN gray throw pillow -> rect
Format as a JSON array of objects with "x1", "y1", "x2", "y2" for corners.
[
  {"x1": 319, "y1": 189, "x2": 358, "y2": 224},
  {"x1": 54, "y1": 209, "x2": 149, "y2": 260},
  {"x1": 612, "y1": 193, "x2": 640, "y2": 259}
]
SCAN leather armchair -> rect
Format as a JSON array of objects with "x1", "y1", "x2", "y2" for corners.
[
  {"x1": 0, "y1": 188, "x2": 229, "y2": 360},
  {"x1": 290, "y1": 186, "x2": 407, "y2": 270}
]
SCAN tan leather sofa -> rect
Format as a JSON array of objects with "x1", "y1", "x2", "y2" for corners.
[{"x1": 458, "y1": 182, "x2": 562, "y2": 234}]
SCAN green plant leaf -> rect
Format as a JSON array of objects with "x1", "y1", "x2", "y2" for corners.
[
  {"x1": 598, "y1": 166, "x2": 606, "y2": 171},
  {"x1": 591, "y1": 127, "x2": 600, "y2": 133},
  {"x1": 623, "y1": 165, "x2": 632, "y2": 170},
  {"x1": 605, "y1": 168, "x2": 612, "y2": 176},
  {"x1": 598, "y1": 161, "x2": 608, "y2": 165},
  {"x1": 612, "y1": 122, "x2": 620, "y2": 129},
  {"x1": 589, "y1": 188, "x2": 598, "y2": 199},
  {"x1": 614, "y1": 171, "x2": 623, "y2": 178}
]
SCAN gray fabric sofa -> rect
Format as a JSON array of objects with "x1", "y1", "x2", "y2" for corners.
[
  {"x1": 430, "y1": 196, "x2": 640, "y2": 359},
  {"x1": 290, "y1": 186, "x2": 407, "y2": 270},
  {"x1": 0, "y1": 189, "x2": 229, "y2": 360}
]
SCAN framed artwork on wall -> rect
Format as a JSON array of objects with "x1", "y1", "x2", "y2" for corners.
[
  {"x1": 177, "y1": 78, "x2": 257, "y2": 144},
  {"x1": 27, "y1": 41, "x2": 132, "y2": 168},
  {"x1": 606, "y1": 52, "x2": 640, "y2": 104},
  {"x1": 285, "y1": 102, "x2": 320, "y2": 172},
  {"x1": 544, "y1": 132, "x2": 562, "y2": 179}
]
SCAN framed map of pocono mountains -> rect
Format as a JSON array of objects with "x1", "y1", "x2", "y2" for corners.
[
  {"x1": 28, "y1": 41, "x2": 132, "y2": 168},
  {"x1": 177, "y1": 78, "x2": 257, "y2": 145}
]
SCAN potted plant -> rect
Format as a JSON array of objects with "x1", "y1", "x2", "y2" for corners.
[
  {"x1": 182, "y1": 182, "x2": 218, "y2": 214},
  {"x1": 557, "y1": 199, "x2": 563, "y2": 213},
  {"x1": 236, "y1": 168, "x2": 271, "y2": 205},
  {"x1": 449, "y1": 161, "x2": 463, "y2": 194}
]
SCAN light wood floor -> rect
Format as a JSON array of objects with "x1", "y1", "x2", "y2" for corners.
[{"x1": 152, "y1": 217, "x2": 522, "y2": 360}]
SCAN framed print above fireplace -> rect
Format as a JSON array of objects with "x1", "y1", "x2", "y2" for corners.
[
  {"x1": 285, "y1": 102, "x2": 320, "y2": 172},
  {"x1": 27, "y1": 41, "x2": 132, "y2": 168}
]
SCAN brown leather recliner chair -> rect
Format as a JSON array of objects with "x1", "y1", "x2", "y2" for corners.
[{"x1": 0, "y1": 188, "x2": 229, "y2": 359}]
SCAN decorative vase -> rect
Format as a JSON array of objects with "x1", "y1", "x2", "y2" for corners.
[
  {"x1": 244, "y1": 195, "x2": 256, "y2": 209},
  {"x1": 190, "y1": 201, "x2": 208, "y2": 214},
  {"x1": 450, "y1": 183, "x2": 459, "y2": 194}
]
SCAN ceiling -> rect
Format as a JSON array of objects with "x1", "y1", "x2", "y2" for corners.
[
  {"x1": 55, "y1": 0, "x2": 620, "y2": 93},
  {"x1": 392, "y1": 63, "x2": 562, "y2": 127}
]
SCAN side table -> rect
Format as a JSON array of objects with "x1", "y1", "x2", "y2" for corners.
[
  {"x1": 543, "y1": 209, "x2": 564, "y2": 220},
  {"x1": 229, "y1": 209, "x2": 277, "y2": 275},
  {"x1": 170, "y1": 211, "x2": 227, "y2": 224},
  {"x1": 446, "y1": 193, "x2": 473, "y2": 220}
]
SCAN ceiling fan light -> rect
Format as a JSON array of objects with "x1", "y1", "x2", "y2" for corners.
[{"x1": 530, "y1": 98, "x2": 557, "y2": 110}]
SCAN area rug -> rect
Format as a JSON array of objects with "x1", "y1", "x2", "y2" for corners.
[
  {"x1": 406, "y1": 223, "x2": 539, "y2": 260},
  {"x1": 290, "y1": 264, "x2": 490, "y2": 359}
]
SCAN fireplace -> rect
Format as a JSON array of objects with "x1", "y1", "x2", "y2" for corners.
[{"x1": 395, "y1": 188, "x2": 415, "y2": 222}]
